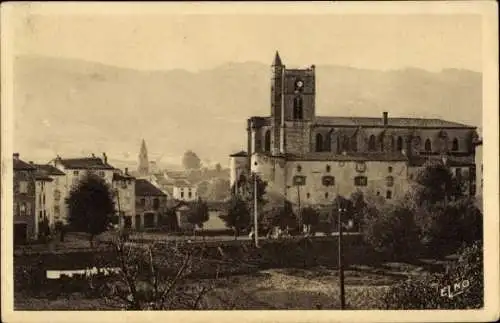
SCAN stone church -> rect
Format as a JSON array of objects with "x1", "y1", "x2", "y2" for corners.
[{"x1": 230, "y1": 52, "x2": 480, "y2": 207}]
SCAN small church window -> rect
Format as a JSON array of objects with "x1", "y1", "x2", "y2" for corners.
[
  {"x1": 368, "y1": 135, "x2": 376, "y2": 152},
  {"x1": 326, "y1": 165, "x2": 331, "y2": 172},
  {"x1": 425, "y1": 139, "x2": 432, "y2": 152},
  {"x1": 293, "y1": 96, "x2": 303, "y2": 120},
  {"x1": 264, "y1": 130, "x2": 271, "y2": 152},
  {"x1": 296, "y1": 165, "x2": 302, "y2": 172},
  {"x1": 397, "y1": 136, "x2": 403, "y2": 151},
  {"x1": 316, "y1": 133, "x2": 323, "y2": 152},
  {"x1": 452, "y1": 138, "x2": 459, "y2": 151}
]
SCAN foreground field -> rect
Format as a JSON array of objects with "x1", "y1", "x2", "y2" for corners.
[{"x1": 15, "y1": 261, "x2": 434, "y2": 310}]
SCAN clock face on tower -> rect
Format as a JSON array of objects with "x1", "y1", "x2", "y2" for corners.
[{"x1": 295, "y1": 80, "x2": 304, "y2": 88}]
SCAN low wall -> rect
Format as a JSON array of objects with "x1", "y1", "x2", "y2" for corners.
[{"x1": 14, "y1": 235, "x2": 385, "y2": 296}]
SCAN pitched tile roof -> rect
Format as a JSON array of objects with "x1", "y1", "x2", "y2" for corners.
[
  {"x1": 34, "y1": 164, "x2": 66, "y2": 176},
  {"x1": 174, "y1": 179, "x2": 192, "y2": 187},
  {"x1": 230, "y1": 151, "x2": 248, "y2": 157},
  {"x1": 135, "y1": 179, "x2": 167, "y2": 197},
  {"x1": 57, "y1": 157, "x2": 115, "y2": 170},
  {"x1": 314, "y1": 116, "x2": 474, "y2": 128},
  {"x1": 248, "y1": 116, "x2": 474, "y2": 129},
  {"x1": 13, "y1": 158, "x2": 36, "y2": 171},
  {"x1": 281, "y1": 152, "x2": 409, "y2": 162},
  {"x1": 112, "y1": 172, "x2": 135, "y2": 181}
]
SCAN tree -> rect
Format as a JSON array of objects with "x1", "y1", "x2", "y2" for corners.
[
  {"x1": 206, "y1": 178, "x2": 230, "y2": 201},
  {"x1": 196, "y1": 181, "x2": 210, "y2": 199},
  {"x1": 221, "y1": 195, "x2": 251, "y2": 239},
  {"x1": 66, "y1": 173, "x2": 115, "y2": 247},
  {"x1": 362, "y1": 202, "x2": 420, "y2": 259},
  {"x1": 182, "y1": 150, "x2": 201, "y2": 170},
  {"x1": 187, "y1": 197, "x2": 209, "y2": 231},
  {"x1": 88, "y1": 237, "x2": 214, "y2": 310},
  {"x1": 301, "y1": 206, "x2": 319, "y2": 235},
  {"x1": 412, "y1": 162, "x2": 463, "y2": 207},
  {"x1": 349, "y1": 190, "x2": 367, "y2": 231},
  {"x1": 241, "y1": 174, "x2": 268, "y2": 216}
]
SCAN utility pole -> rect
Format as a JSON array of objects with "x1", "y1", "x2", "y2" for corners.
[
  {"x1": 253, "y1": 173, "x2": 259, "y2": 247},
  {"x1": 338, "y1": 202, "x2": 346, "y2": 310},
  {"x1": 297, "y1": 185, "x2": 301, "y2": 233}
]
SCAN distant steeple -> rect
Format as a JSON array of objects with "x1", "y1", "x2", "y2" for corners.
[
  {"x1": 138, "y1": 139, "x2": 149, "y2": 176},
  {"x1": 272, "y1": 51, "x2": 283, "y2": 66}
]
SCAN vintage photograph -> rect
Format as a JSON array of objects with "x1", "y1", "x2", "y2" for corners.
[{"x1": 1, "y1": 2, "x2": 498, "y2": 322}]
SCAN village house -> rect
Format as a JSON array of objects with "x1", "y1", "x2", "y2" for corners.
[
  {"x1": 112, "y1": 168, "x2": 136, "y2": 229},
  {"x1": 13, "y1": 153, "x2": 37, "y2": 244},
  {"x1": 50, "y1": 153, "x2": 116, "y2": 223},
  {"x1": 135, "y1": 179, "x2": 168, "y2": 230},
  {"x1": 33, "y1": 164, "x2": 66, "y2": 228}
]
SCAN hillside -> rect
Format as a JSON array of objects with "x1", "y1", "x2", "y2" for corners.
[{"x1": 13, "y1": 55, "x2": 482, "y2": 169}]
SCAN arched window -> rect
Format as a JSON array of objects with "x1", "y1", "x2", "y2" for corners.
[
  {"x1": 425, "y1": 139, "x2": 432, "y2": 152},
  {"x1": 264, "y1": 130, "x2": 271, "y2": 152},
  {"x1": 368, "y1": 135, "x2": 376, "y2": 151},
  {"x1": 380, "y1": 135, "x2": 385, "y2": 151},
  {"x1": 315, "y1": 133, "x2": 323, "y2": 152},
  {"x1": 391, "y1": 136, "x2": 396, "y2": 151},
  {"x1": 324, "y1": 133, "x2": 332, "y2": 152},
  {"x1": 293, "y1": 96, "x2": 303, "y2": 120},
  {"x1": 342, "y1": 136, "x2": 350, "y2": 152},
  {"x1": 351, "y1": 137, "x2": 358, "y2": 152},
  {"x1": 397, "y1": 136, "x2": 403, "y2": 151},
  {"x1": 452, "y1": 138, "x2": 459, "y2": 151}
]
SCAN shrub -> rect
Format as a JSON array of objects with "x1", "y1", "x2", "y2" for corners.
[{"x1": 383, "y1": 240, "x2": 483, "y2": 309}]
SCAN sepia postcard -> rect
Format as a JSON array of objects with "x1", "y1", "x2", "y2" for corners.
[{"x1": 1, "y1": 1, "x2": 499, "y2": 323}]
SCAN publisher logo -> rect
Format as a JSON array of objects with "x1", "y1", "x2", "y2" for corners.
[{"x1": 440, "y1": 279, "x2": 471, "y2": 299}]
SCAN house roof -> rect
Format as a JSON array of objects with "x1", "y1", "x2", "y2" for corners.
[
  {"x1": 152, "y1": 173, "x2": 175, "y2": 186},
  {"x1": 135, "y1": 179, "x2": 167, "y2": 197},
  {"x1": 230, "y1": 151, "x2": 248, "y2": 157},
  {"x1": 57, "y1": 157, "x2": 115, "y2": 170},
  {"x1": 34, "y1": 173, "x2": 54, "y2": 182},
  {"x1": 165, "y1": 170, "x2": 186, "y2": 179},
  {"x1": 112, "y1": 172, "x2": 135, "y2": 181},
  {"x1": 34, "y1": 164, "x2": 66, "y2": 176},
  {"x1": 174, "y1": 179, "x2": 192, "y2": 188},
  {"x1": 13, "y1": 158, "x2": 36, "y2": 171}
]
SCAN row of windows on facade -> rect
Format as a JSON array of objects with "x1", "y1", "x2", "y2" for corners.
[
  {"x1": 137, "y1": 198, "x2": 161, "y2": 210},
  {"x1": 292, "y1": 175, "x2": 394, "y2": 188},
  {"x1": 259, "y1": 129, "x2": 462, "y2": 153},
  {"x1": 300, "y1": 189, "x2": 393, "y2": 200},
  {"x1": 295, "y1": 164, "x2": 394, "y2": 174},
  {"x1": 73, "y1": 170, "x2": 106, "y2": 177},
  {"x1": 180, "y1": 191, "x2": 194, "y2": 199}
]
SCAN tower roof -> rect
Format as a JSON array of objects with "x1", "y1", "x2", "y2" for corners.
[{"x1": 272, "y1": 51, "x2": 283, "y2": 66}]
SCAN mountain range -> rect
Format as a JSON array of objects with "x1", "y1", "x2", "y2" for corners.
[{"x1": 13, "y1": 55, "x2": 482, "y2": 170}]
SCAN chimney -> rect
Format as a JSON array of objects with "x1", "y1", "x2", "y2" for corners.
[
  {"x1": 383, "y1": 112, "x2": 388, "y2": 126},
  {"x1": 13, "y1": 153, "x2": 19, "y2": 160},
  {"x1": 102, "y1": 152, "x2": 107, "y2": 164},
  {"x1": 91, "y1": 153, "x2": 95, "y2": 158}
]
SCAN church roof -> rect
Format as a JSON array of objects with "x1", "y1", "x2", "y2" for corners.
[
  {"x1": 284, "y1": 152, "x2": 409, "y2": 162},
  {"x1": 314, "y1": 116, "x2": 474, "y2": 129},
  {"x1": 273, "y1": 51, "x2": 282, "y2": 66},
  {"x1": 248, "y1": 116, "x2": 474, "y2": 129}
]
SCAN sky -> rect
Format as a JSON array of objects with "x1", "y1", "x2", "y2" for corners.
[{"x1": 10, "y1": 4, "x2": 483, "y2": 72}]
